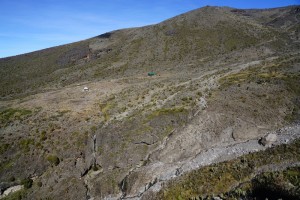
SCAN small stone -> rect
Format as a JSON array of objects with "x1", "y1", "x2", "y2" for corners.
[{"x1": 285, "y1": 139, "x2": 289, "y2": 143}]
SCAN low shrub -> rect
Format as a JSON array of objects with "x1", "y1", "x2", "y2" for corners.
[
  {"x1": 21, "y1": 178, "x2": 33, "y2": 189},
  {"x1": 46, "y1": 155, "x2": 60, "y2": 166}
]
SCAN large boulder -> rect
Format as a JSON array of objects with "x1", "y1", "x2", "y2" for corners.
[{"x1": 259, "y1": 133, "x2": 277, "y2": 146}]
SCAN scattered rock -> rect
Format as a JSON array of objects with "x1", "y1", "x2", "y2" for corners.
[{"x1": 285, "y1": 139, "x2": 289, "y2": 143}]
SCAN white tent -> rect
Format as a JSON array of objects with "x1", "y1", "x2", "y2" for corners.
[{"x1": 83, "y1": 87, "x2": 89, "y2": 91}]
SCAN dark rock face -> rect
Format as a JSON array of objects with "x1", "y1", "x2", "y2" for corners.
[{"x1": 97, "y1": 32, "x2": 113, "y2": 39}]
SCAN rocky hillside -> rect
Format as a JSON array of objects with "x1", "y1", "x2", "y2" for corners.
[{"x1": 0, "y1": 5, "x2": 300, "y2": 200}]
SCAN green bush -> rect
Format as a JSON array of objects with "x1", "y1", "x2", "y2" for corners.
[
  {"x1": 37, "y1": 181, "x2": 43, "y2": 187},
  {"x1": 9, "y1": 176, "x2": 15, "y2": 182},
  {"x1": 0, "y1": 143, "x2": 9, "y2": 154},
  {"x1": 197, "y1": 91, "x2": 202, "y2": 97},
  {"x1": 40, "y1": 131, "x2": 47, "y2": 141},
  {"x1": 19, "y1": 139, "x2": 34, "y2": 152},
  {"x1": 21, "y1": 178, "x2": 33, "y2": 189},
  {"x1": 46, "y1": 155, "x2": 60, "y2": 166},
  {"x1": 0, "y1": 108, "x2": 32, "y2": 127}
]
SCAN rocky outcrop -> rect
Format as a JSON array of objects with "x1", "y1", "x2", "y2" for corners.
[{"x1": 259, "y1": 133, "x2": 278, "y2": 146}]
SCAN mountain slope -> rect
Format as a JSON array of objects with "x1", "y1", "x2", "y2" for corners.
[
  {"x1": 1, "y1": 6, "x2": 299, "y2": 100},
  {"x1": 0, "y1": 5, "x2": 300, "y2": 200}
]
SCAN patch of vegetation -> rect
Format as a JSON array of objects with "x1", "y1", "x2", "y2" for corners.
[
  {"x1": 97, "y1": 147, "x2": 103, "y2": 154},
  {"x1": 129, "y1": 38, "x2": 143, "y2": 57},
  {"x1": 283, "y1": 74, "x2": 300, "y2": 122},
  {"x1": 219, "y1": 56, "x2": 300, "y2": 123},
  {"x1": 146, "y1": 107, "x2": 186, "y2": 121},
  {"x1": 90, "y1": 126, "x2": 97, "y2": 133},
  {"x1": 39, "y1": 130, "x2": 47, "y2": 141},
  {"x1": 57, "y1": 109, "x2": 71, "y2": 117},
  {"x1": 0, "y1": 143, "x2": 10, "y2": 154},
  {"x1": 0, "y1": 108, "x2": 32, "y2": 126},
  {"x1": 9, "y1": 176, "x2": 15, "y2": 182},
  {"x1": 99, "y1": 102, "x2": 116, "y2": 122},
  {"x1": 74, "y1": 132, "x2": 88, "y2": 149},
  {"x1": 19, "y1": 138, "x2": 34, "y2": 152},
  {"x1": 157, "y1": 139, "x2": 300, "y2": 200},
  {"x1": 21, "y1": 178, "x2": 33, "y2": 189},
  {"x1": 162, "y1": 125, "x2": 175, "y2": 138},
  {"x1": 123, "y1": 125, "x2": 153, "y2": 139},
  {"x1": 0, "y1": 160, "x2": 14, "y2": 173},
  {"x1": 36, "y1": 181, "x2": 43, "y2": 187},
  {"x1": 221, "y1": 61, "x2": 277, "y2": 88},
  {"x1": 226, "y1": 167, "x2": 300, "y2": 199},
  {"x1": 46, "y1": 155, "x2": 60, "y2": 166}
]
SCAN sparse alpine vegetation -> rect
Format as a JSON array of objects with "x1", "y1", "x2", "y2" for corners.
[{"x1": 0, "y1": 5, "x2": 300, "y2": 200}]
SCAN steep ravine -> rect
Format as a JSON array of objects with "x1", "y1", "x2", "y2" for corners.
[
  {"x1": 82, "y1": 134, "x2": 100, "y2": 200},
  {"x1": 119, "y1": 129, "x2": 176, "y2": 199},
  {"x1": 116, "y1": 124, "x2": 300, "y2": 199}
]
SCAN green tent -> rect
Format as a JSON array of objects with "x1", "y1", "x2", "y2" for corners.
[{"x1": 148, "y1": 72, "x2": 156, "y2": 76}]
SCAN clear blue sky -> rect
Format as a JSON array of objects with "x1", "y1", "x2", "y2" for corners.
[{"x1": 0, "y1": 0, "x2": 299, "y2": 58}]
